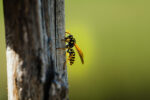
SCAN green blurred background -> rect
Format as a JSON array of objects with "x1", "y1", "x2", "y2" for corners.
[
  {"x1": 65, "y1": 0, "x2": 150, "y2": 100},
  {"x1": 0, "y1": 0, "x2": 7, "y2": 100},
  {"x1": 1, "y1": 0, "x2": 150, "y2": 100}
]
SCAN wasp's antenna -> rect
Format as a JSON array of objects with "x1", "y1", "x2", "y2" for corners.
[{"x1": 65, "y1": 31, "x2": 71, "y2": 34}]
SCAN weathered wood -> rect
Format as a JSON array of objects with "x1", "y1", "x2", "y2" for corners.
[
  {"x1": 4, "y1": 0, "x2": 68, "y2": 100},
  {"x1": 49, "y1": 0, "x2": 68, "y2": 99}
]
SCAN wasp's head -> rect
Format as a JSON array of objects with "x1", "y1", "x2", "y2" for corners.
[{"x1": 65, "y1": 35, "x2": 73, "y2": 42}]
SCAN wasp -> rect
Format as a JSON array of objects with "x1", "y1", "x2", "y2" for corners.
[{"x1": 59, "y1": 31, "x2": 84, "y2": 66}]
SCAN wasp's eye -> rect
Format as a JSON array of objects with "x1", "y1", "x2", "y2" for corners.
[{"x1": 69, "y1": 35, "x2": 73, "y2": 38}]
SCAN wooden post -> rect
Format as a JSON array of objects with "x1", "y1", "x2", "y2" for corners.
[{"x1": 3, "y1": 0, "x2": 68, "y2": 100}]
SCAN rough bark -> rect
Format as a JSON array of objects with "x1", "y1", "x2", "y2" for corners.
[{"x1": 4, "y1": 0, "x2": 68, "y2": 100}]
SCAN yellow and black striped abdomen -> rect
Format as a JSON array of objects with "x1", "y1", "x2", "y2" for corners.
[
  {"x1": 67, "y1": 49, "x2": 75, "y2": 65},
  {"x1": 69, "y1": 52, "x2": 75, "y2": 65}
]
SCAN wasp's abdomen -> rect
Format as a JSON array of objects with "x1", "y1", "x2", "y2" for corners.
[
  {"x1": 67, "y1": 49, "x2": 75, "y2": 65},
  {"x1": 70, "y1": 53, "x2": 75, "y2": 65}
]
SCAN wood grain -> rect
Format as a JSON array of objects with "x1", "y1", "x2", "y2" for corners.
[{"x1": 4, "y1": 0, "x2": 68, "y2": 99}]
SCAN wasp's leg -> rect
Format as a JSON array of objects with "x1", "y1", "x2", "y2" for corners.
[
  {"x1": 61, "y1": 36, "x2": 70, "y2": 43},
  {"x1": 63, "y1": 59, "x2": 67, "y2": 70},
  {"x1": 66, "y1": 44, "x2": 70, "y2": 48},
  {"x1": 61, "y1": 37, "x2": 69, "y2": 42},
  {"x1": 56, "y1": 48, "x2": 66, "y2": 50},
  {"x1": 63, "y1": 52, "x2": 71, "y2": 70},
  {"x1": 56, "y1": 44, "x2": 69, "y2": 50},
  {"x1": 61, "y1": 39, "x2": 65, "y2": 41},
  {"x1": 61, "y1": 38, "x2": 70, "y2": 44}
]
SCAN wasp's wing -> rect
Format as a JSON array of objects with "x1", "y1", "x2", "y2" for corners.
[{"x1": 74, "y1": 43, "x2": 84, "y2": 64}]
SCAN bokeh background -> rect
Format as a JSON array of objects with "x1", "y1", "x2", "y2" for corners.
[
  {"x1": 1, "y1": 0, "x2": 150, "y2": 100},
  {"x1": 65, "y1": 0, "x2": 150, "y2": 100},
  {"x1": 0, "y1": 0, "x2": 7, "y2": 100}
]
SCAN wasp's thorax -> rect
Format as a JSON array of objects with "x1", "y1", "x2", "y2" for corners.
[{"x1": 65, "y1": 35, "x2": 76, "y2": 48}]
